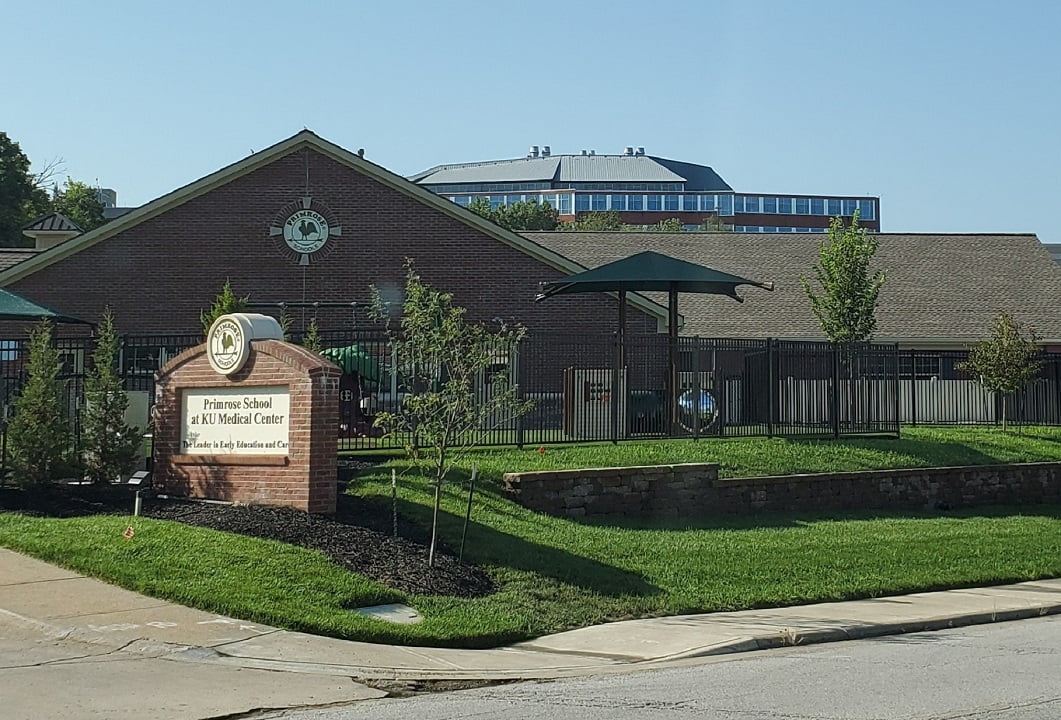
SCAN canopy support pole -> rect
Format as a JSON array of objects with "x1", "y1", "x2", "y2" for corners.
[{"x1": 612, "y1": 289, "x2": 627, "y2": 443}]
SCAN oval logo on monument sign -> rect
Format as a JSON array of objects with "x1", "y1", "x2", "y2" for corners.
[{"x1": 207, "y1": 316, "x2": 249, "y2": 376}]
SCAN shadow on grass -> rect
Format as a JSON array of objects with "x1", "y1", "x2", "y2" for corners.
[
  {"x1": 576, "y1": 504, "x2": 1061, "y2": 532},
  {"x1": 0, "y1": 484, "x2": 137, "y2": 518},
  {"x1": 786, "y1": 436, "x2": 1009, "y2": 469},
  {"x1": 343, "y1": 490, "x2": 660, "y2": 599}
]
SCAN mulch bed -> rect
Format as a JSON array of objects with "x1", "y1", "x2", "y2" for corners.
[{"x1": 0, "y1": 470, "x2": 496, "y2": 599}]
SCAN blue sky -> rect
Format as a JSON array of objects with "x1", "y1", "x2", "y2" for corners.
[{"x1": 4, "y1": 1, "x2": 1060, "y2": 242}]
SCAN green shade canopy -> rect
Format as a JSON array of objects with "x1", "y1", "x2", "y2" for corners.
[
  {"x1": 536, "y1": 251, "x2": 773, "y2": 302},
  {"x1": 0, "y1": 288, "x2": 90, "y2": 324},
  {"x1": 536, "y1": 250, "x2": 773, "y2": 437},
  {"x1": 319, "y1": 344, "x2": 381, "y2": 384}
]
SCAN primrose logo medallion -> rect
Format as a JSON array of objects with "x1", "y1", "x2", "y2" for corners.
[
  {"x1": 283, "y1": 209, "x2": 329, "y2": 255},
  {"x1": 269, "y1": 196, "x2": 341, "y2": 266},
  {"x1": 207, "y1": 316, "x2": 249, "y2": 376}
]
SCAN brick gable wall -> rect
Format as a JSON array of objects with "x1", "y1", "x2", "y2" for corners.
[{"x1": 10, "y1": 149, "x2": 659, "y2": 338}]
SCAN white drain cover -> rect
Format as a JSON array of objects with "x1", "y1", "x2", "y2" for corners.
[{"x1": 354, "y1": 603, "x2": 423, "y2": 624}]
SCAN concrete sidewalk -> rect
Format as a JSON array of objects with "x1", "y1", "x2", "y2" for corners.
[{"x1": 3, "y1": 547, "x2": 1061, "y2": 682}]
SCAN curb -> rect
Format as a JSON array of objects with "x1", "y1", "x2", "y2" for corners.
[{"x1": 658, "y1": 603, "x2": 1061, "y2": 662}]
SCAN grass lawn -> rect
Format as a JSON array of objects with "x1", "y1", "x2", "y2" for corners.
[{"x1": 3, "y1": 425, "x2": 1061, "y2": 647}]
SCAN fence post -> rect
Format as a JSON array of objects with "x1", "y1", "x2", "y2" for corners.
[
  {"x1": 1054, "y1": 358, "x2": 1061, "y2": 425},
  {"x1": 767, "y1": 338, "x2": 776, "y2": 438},
  {"x1": 610, "y1": 332, "x2": 619, "y2": 445},
  {"x1": 832, "y1": 344, "x2": 841, "y2": 439},
  {"x1": 514, "y1": 340, "x2": 524, "y2": 449},
  {"x1": 909, "y1": 350, "x2": 917, "y2": 426},
  {"x1": 893, "y1": 344, "x2": 901, "y2": 437}
]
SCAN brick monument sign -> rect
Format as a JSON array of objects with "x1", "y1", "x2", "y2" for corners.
[{"x1": 153, "y1": 313, "x2": 341, "y2": 513}]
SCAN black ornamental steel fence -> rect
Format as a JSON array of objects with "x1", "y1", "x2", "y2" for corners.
[{"x1": 3, "y1": 331, "x2": 1061, "y2": 471}]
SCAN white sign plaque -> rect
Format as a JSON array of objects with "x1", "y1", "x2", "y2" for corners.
[{"x1": 181, "y1": 386, "x2": 290, "y2": 455}]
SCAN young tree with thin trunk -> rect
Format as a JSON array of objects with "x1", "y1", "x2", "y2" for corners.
[
  {"x1": 801, "y1": 211, "x2": 886, "y2": 343},
  {"x1": 958, "y1": 312, "x2": 1042, "y2": 432},
  {"x1": 371, "y1": 262, "x2": 534, "y2": 566},
  {"x1": 302, "y1": 318, "x2": 323, "y2": 352}
]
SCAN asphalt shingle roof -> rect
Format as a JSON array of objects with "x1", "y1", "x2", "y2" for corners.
[
  {"x1": 0, "y1": 250, "x2": 40, "y2": 271},
  {"x1": 522, "y1": 231, "x2": 1061, "y2": 344}
]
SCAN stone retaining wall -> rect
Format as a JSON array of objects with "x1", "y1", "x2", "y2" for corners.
[{"x1": 502, "y1": 462, "x2": 1061, "y2": 519}]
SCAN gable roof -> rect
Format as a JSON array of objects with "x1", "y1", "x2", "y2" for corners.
[
  {"x1": 522, "y1": 231, "x2": 1061, "y2": 344},
  {"x1": 0, "y1": 130, "x2": 670, "y2": 328}
]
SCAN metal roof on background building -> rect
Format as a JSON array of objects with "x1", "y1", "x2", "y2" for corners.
[
  {"x1": 410, "y1": 151, "x2": 732, "y2": 190},
  {"x1": 557, "y1": 155, "x2": 685, "y2": 183},
  {"x1": 409, "y1": 157, "x2": 561, "y2": 184},
  {"x1": 21, "y1": 212, "x2": 81, "y2": 232}
]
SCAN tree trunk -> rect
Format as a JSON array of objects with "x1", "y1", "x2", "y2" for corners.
[
  {"x1": 1001, "y1": 395, "x2": 1008, "y2": 433},
  {"x1": 428, "y1": 477, "x2": 442, "y2": 567}
]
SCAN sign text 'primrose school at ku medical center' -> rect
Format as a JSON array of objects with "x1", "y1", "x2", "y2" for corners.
[{"x1": 180, "y1": 386, "x2": 290, "y2": 454}]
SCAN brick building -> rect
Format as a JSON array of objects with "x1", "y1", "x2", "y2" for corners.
[
  {"x1": 0, "y1": 131, "x2": 665, "y2": 339},
  {"x1": 1, "y1": 131, "x2": 1058, "y2": 350}
]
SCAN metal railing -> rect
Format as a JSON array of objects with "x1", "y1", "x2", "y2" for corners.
[{"x1": 2, "y1": 332, "x2": 1059, "y2": 462}]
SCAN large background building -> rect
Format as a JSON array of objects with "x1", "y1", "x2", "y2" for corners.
[{"x1": 411, "y1": 146, "x2": 881, "y2": 233}]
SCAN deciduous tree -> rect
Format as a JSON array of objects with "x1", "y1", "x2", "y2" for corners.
[
  {"x1": 0, "y1": 132, "x2": 51, "y2": 247},
  {"x1": 371, "y1": 262, "x2": 534, "y2": 566},
  {"x1": 801, "y1": 211, "x2": 886, "y2": 343},
  {"x1": 561, "y1": 210, "x2": 625, "y2": 231},
  {"x1": 467, "y1": 198, "x2": 559, "y2": 231},
  {"x1": 52, "y1": 179, "x2": 105, "y2": 232},
  {"x1": 958, "y1": 312, "x2": 1042, "y2": 432}
]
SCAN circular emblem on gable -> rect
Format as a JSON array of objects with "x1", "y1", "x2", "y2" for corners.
[
  {"x1": 269, "y1": 197, "x2": 341, "y2": 266},
  {"x1": 207, "y1": 316, "x2": 249, "y2": 376},
  {"x1": 283, "y1": 209, "x2": 329, "y2": 254}
]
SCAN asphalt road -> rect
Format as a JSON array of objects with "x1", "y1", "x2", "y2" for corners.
[{"x1": 263, "y1": 615, "x2": 1061, "y2": 720}]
